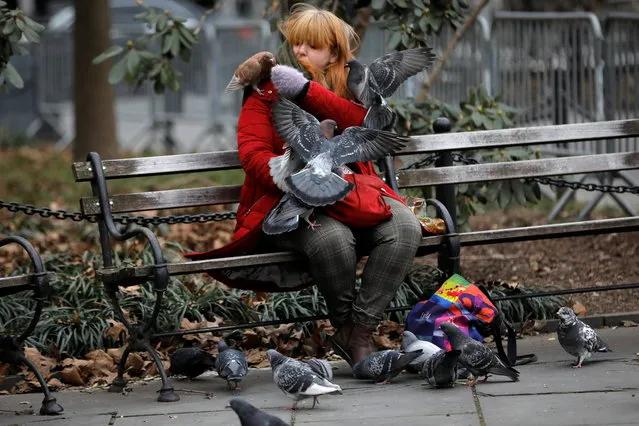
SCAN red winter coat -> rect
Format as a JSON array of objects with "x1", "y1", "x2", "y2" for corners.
[{"x1": 184, "y1": 80, "x2": 405, "y2": 291}]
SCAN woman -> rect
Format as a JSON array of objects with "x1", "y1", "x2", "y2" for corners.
[{"x1": 186, "y1": 4, "x2": 422, "y2": 367}]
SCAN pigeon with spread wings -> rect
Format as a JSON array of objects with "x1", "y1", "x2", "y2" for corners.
[{"x1": 271, "y1": 98, "x2": 409, "y2": 207}]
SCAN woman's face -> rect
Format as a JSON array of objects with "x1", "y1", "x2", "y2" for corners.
[{"x1": 293, "y1": 41, "x2": 337, "y2": 70}]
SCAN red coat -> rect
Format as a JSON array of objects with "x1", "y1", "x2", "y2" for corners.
[{"x1": 184, "y1": 80, "x2": 405, "y2": 291}]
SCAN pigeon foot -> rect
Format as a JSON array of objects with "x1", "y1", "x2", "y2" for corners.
[{"x1": 305, "y1": 219, "x2": 321, "y2": 230}]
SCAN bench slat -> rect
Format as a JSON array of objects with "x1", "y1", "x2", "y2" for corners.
[
  {"x1": 73, "y1": 151, "x2": 242, "y2": 181},
  {"x1": 0, "y1": 273, "x2": 54, "y2": 292},
  {"x1": 81, "y1": 185, "x2": 243, "y2": 215},
  {"x1": 397, "y1": 152, "x2": 639, "y2": 188},
  {"x1": 400, "y1": 119, "x2": 639, "y2": 155},
  {"x1": 99, "y1": 217, "x2": 637, "y2": 280}
]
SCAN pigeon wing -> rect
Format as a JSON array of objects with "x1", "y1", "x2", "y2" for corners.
[
  {"x1": 269, "y1": 148, "x2": 305, "y2": 192},
  {"x1": 369, "y1": 47, "x2": 436, "y2": 98},
  {"x1": 272, "y1": 98, "x2": 323, "y2": 162},
  {"x1": 332, "y1": 127, "x2": 408, "y2": 165}
]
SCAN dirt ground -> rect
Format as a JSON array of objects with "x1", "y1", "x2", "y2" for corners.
[{"x1": 418, "y1": 207, "x2": 639, "y2": 316}]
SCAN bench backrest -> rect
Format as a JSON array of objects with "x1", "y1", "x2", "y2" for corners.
[{"x1": 73, "y1": 119, "x2": 639, "y2": 217}]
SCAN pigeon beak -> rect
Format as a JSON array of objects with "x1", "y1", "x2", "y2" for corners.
[{"x1": 344, "y1": 64, "x2": 350, "y2": 69}]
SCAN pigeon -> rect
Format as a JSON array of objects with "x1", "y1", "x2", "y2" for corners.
[
  {"x1": 440, "y1": 321, "x2": 519, "y2": 386},
  {"x1": 352, "y1": 349, "x2": 423, "y2": 384},
  {"x1": 229, "y1": 398, "x2": 290, "y2": 426},
  {"x1": 300, "y1": 358, "x2": 333, "y2": 381},
  {"x1": 400, "y1": 330, "x2": 441, "y2": 374},
  {"x1": 267, "y1": 349, "x2": 342, "y2": 409},
  {"x1": 421, "y1": 349, "x2": 461, "y2": 388},
  {"x1": 168, "y1": 347, "x2": 216, "y2": 379},
  {"x1": 216, "y1": 340, "x2": 249, "y2": 390},
  {"x1": 225, "y1": 51, "x2": 277, "y2": 95},
  {"x1": 346, "y1": 47, "x2": 436, "y2": 130},
  {"x1": 262, "y1": 119, "x2": 339, "y2": 235},
  {"x1": 556, "y1": 306, "x2": 612, "y2": 368},
  {"x1": 272, "y1": 98, "x2": 409, "y2": 206}
]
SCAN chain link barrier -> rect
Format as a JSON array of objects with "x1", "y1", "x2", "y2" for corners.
[
  {"x1": 2, "y1": 151, "x2": 636, "y2": 225},
  {"x1": 401, "y1": 153, "x2": 639, "y2": 194},
  {"x1": 0, "y1": 200, "x2": 236, "y2": 226}
]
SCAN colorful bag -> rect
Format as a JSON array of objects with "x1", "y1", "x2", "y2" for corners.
[{"x1": 405, "y1": 274, "x2": 537, "y2": 366}]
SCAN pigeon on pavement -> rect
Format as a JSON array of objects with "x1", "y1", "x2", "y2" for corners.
[
  {"x1": 440, "y1": 321, "x2": 519, "y2": 385},
  {"x1": 225, "y1": 51, "x2": 277, "y2": 95},
  {"x1": 421, "y1": 349, "x2": 461, "y2": 388},
  {"x1": 229, "y1": 397, "x2": 290, "y2": 426},
  {"x1": 346, "y1": 47, "x2": 435, "y2": 130},
  {"x1": 267, "y1": 349, "x2": 342, "y2": 409},
  {"x1": 168, "y1": 347, "x2": 216, "y2": 379},
  {"x1": 216, "y1": 340, "x2": 249, "y2": 390},
  {"x1": 352, "y1": 349, "x2": 423, "y2": 384},
  {"x1": 272, "y1": 98, "x2": 408, "y2": 206},
  {"x1": 400, "y1": 330, "x2": 441, "y2": 374},
  {"x1": 556, "y1": 306, "x2": 612, "y2": 368}
]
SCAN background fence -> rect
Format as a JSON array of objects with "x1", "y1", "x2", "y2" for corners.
[{"x1": 0, "y1": 12, "x2": 638, "y2": 155}]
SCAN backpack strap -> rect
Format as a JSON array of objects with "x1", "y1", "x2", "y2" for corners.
[{"x1": 478, "y1": 285, "x2": 538, "y2": 366}]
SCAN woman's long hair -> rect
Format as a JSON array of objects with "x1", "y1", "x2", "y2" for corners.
[{"x1": 278, "y1": 4, "x2": 359, "y2": 100}]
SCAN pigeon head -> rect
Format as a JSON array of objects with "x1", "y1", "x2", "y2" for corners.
[
  {"x1": 345, "y1": 59, "x2": 365, "y2": 83},
  {"x1": 267, "y1": 349, "x2": 287, "y2": 368},
  {"x1": 439, "y1": 322, "x2": 466, "y2": 349},
  {"x1": 402, "y1": 330, "x2": 418, "y2": 347},
  {"x1": 229, "y1": 397, "x2": 257, "y2": 418},
  {"x1": 218, "y1": 340, "x2": 229, "y2": 353},
  {"x1": 556, "y1": 307, "x2": 578, "y2": 325},
  {"x1": 319, "y1": 119, "x2": 337, "y2": 139}
]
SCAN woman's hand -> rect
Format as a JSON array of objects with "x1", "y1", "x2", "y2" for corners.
[{"x1": 270, "y1": 65, "x2": 309, "y2": 99}]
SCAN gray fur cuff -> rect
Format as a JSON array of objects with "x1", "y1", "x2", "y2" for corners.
[{"x1": 271, "y1": 65, "x2": 309, "y2": 99}]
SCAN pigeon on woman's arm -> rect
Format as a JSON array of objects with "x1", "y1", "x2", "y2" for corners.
[
  {"x1": 440, "y1": 322, "x2": 519, "y2": 386},
  {"x1": 225, "y1": 51, "x2": 277, "y2": 95},
  {"x1": 556, "y1": 307, "x2": 612, "y2": 368},
  {"x1": 346, "y1": 47, "x2": 435, "y2": 130}
]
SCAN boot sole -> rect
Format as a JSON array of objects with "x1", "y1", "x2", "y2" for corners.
[{"x1": 329, "y1": 336, "x2": 353, "y2": 367}]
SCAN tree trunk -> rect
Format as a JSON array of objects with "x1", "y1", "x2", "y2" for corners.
[{"x1": 72, "y1": 0, "x2": 118, "y2": 161}]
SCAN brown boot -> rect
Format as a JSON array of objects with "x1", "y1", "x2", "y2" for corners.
[{"x1": 330, "y1": 319, "x2": 377, "y2": 367}]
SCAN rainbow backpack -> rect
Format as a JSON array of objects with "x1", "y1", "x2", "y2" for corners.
[{"x1": 405, "y1": 274, "x2": 536, "y2": 366}]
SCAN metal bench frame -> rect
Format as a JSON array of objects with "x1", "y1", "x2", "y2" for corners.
[
  {"x1": 73, "y1": 117, "x2": 639, "y2": 402},
  {"x1": 0, "y1": 236, "x2": 64, "y2": 415}
]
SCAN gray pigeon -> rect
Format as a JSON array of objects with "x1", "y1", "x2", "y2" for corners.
[
  {"x1": 556, "y1": 307, "x2": 612, "y2": 368},
  {"x1": 229, "y1": 397, "x2": 290, "y2": 426},
  {"x1": 300, "y1": 358, "x2": 333, "y2": 381},
  {"x1": 440, "y1": 322, "x2": 519, "y2": 385},
  {"x1": 352, "y1": 349, "x2": 423, "y2": 384},
  {"x1": 216, "y1": 340, "x2": 249, "y2": 390},
  {"x1": 168, "y1": 347, "x2": 216, "y2": 379},
  {"x1": 267, "y1": 349, "x2": 342, "y2": 409},
  {"x1": 401, "y1": 330, "x2": 441, "y2": 374},
  {"x1": 272, "y1": 98, "x2": 409, "y2": 206},
  {"x1": 421, "y1": 349, "x2": 461, "y2": 388},
  {"x1": 346, "y1": 47, "x2": 436, "y2": 130}
]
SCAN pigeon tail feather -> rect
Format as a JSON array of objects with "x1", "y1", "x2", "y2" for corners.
[
  {"x1": 286, "y1": 170, "x2": 354, "y2": 207},
  {"x1": 224, "y1": 74, "x2": 244, "y2": 93},
  {"x1": 363, "y1": 104, "x2": 396, "y2": 130}
]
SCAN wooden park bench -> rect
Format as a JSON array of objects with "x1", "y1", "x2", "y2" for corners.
[
  {"x1": 0, "y1": 236, "x2": 64, "y2": 415},
  {"x1": 72, "y1": 117, "x2": 639, "y2": 401}
]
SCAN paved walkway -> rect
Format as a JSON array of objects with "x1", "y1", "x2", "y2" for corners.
[{"x1": 0, "y1": 326, "x2": 637, "y2": 426}]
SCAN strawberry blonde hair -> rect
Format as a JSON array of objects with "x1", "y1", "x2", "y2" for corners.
[{"x1": 278, "y1": 4, "x2": 359, "y2": 100}]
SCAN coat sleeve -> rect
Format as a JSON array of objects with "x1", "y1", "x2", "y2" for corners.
[
  {"x1": 299, "y1": 81, "x2": 368, "y2": 130},
  {"x1": 237, "y1": 93, "x2": 280, "y2": 193}
]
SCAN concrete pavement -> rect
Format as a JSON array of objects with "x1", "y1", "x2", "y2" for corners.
[{"x1": 0, "y1": 326, "x2": 637, "y2": 426}]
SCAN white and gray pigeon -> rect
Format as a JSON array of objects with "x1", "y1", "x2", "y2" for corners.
[
  {"x1": 400, "y1": 330, "x2": 441, "y2": 374},
  {"x1": 267, "y1": 349, "x2": 342, "y2": 409},
  {"x1": 421, "y1": 349, "x2": 461, "y2": 388},
  {"x1": 216, "y1": 340, "x2": 249, "y2": 390},
  {"x1": 301, "y1": 358, "x2": 333, "y2": 381},
  {"x1": 271, "y1": 98, "x2": 409, "y2": 207},
  {"x1": 352, "y1": 349, "x2": 423, "y2": 384},
  {"x1": 346, "y1": 47, "x2": 436, "y2": 130},
  {"x1": 229, "y1": 397, "x2": 290, "y2": 426},
  {"x1": 556, "y1": 306, "x2": 612, "y2": 368},
  {"x1": 440, "y1": 322, "x2": 519, "y2": 385},
  {"x1": 263, "y1": 120, "x2": 338, "y2": 235}
]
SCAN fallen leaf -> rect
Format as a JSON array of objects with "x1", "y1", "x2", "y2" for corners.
[
  {"x1": 621, "y1": 320, "x2": 638, "y2": 327},
  {"x1": 572, "y1": 302, "x2": 587, "y2": 317},
  {"x1": 61, "y1": 366, "x2": 85, "y2": 386}
]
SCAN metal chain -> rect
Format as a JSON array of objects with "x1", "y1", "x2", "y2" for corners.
[
  {"x1": 0, "y1": 200, "x2": 237, "y2": 225},
  {"x1": 398, "y1": 153, "x2": 440, "y2": 171}
]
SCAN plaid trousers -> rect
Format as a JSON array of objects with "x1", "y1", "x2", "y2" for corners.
[{"x1": 266, "y1": 197, "x2": 422, "y2": 329}]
